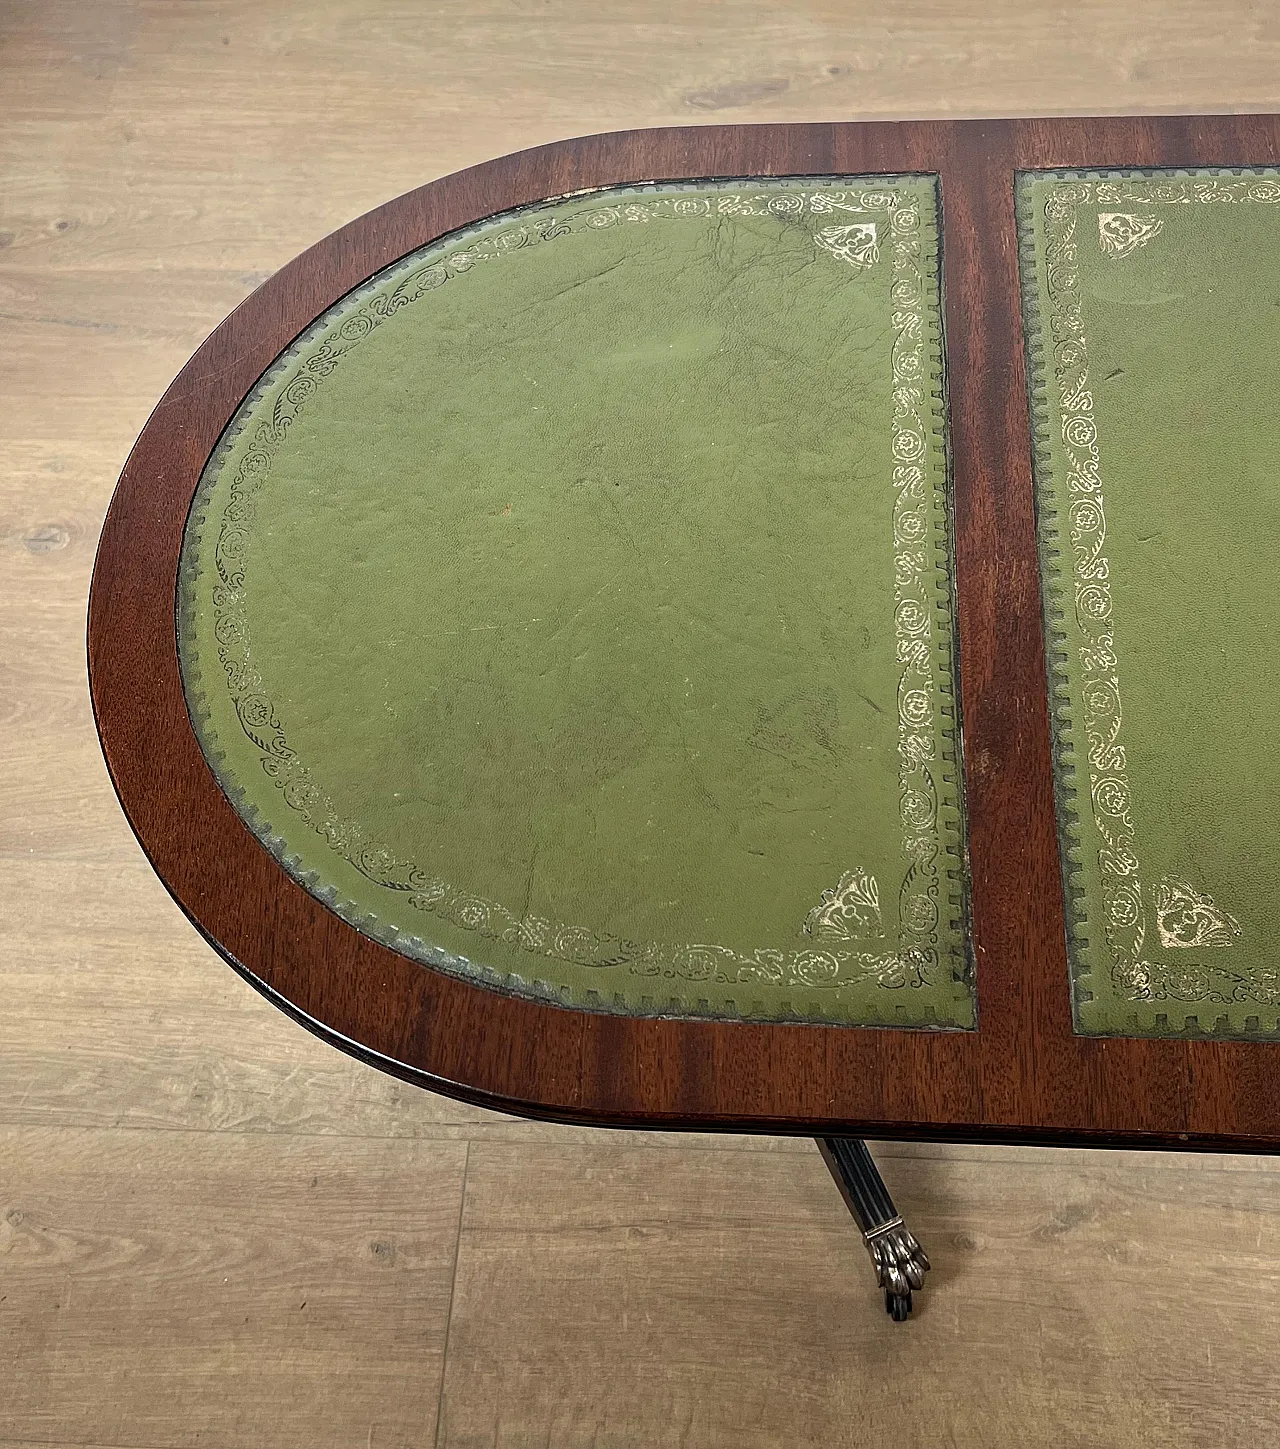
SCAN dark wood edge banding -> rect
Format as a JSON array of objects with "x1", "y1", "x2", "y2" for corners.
[{"x1": 90, "y1": 115, "x2": 1280, "y2": 1146}]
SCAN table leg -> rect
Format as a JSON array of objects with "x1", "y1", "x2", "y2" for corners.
[{"x1": 816, "y1": 1137, "x2": 930, "y2": 1322}]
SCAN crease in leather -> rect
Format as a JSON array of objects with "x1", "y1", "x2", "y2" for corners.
[
  {"x1": 1019, "y1": 167, "x2": 1280, "y2": 1038},
  {"x1": 178, "y1": 175, "x2": 973, "y2": 1027}
]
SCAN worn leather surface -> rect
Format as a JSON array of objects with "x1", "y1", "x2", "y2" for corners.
[
  {"x1": 1020, "y1": 169, "x2": 1280, "y2": 1037},
  {"x1": 179, "y1": 176, "x2": 972, "y2": 1026}
]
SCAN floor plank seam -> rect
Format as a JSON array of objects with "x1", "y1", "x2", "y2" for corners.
[{"x1": 433, "y1": 1137, "x2": 470, "y2": 1449}]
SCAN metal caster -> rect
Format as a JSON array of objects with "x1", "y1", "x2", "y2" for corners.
[
  {"x1": 886, "y1": 1291, "x2": 912, "y2": 1322},
  {"x1": 817, "y1": 1136, "x2": 930, "y2": 1322}
]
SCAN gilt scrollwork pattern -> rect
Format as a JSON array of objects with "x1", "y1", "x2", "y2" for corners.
[
  {"x1": 889, "y1": 198, "x2": 944, "y2": 991},
  {"x1": 1031, "y1": 172, "x2": 1278, "y2": 1013},
  {"x1": 185, "y1": 179, "x2": 961, "y2": 1011}
]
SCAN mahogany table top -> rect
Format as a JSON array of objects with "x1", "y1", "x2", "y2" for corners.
[{"x1": 89, "y1": 114, "x2": 1280, "y2": 1150}]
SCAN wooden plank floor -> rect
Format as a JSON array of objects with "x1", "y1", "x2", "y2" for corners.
[{"x1": 4, "y1": 3, "x2": 1280, "y2": 1444}]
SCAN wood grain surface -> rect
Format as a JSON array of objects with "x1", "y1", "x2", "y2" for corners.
[{"x1": 8, "y1": 3, "x2": 1280, "y2": 1446}]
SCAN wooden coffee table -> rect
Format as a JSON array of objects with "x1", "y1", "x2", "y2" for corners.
[{"x1": 89, "y1": 114, "x2": 1280, "y2": 1320}]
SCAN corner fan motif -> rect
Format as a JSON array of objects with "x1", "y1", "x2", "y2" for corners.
[
  {"x1": 1097, "y1": 211, "x2": 1163, "y2": 258},
  {"x1": 804, "y1": 869, "x2": 884, "y2": 940},
  {"x1": 814, "y1": 222, "x2": 879, "y2": 269},
  {"x1": 1153, "y1": 877, "x2": 1241, "y2": 950}
]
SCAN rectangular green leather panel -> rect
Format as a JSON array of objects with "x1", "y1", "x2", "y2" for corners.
[
  {"x1": 1019, "y1": 168, "x2": 1280, "y2": 1037},
  {"x1": 179, "y1": 175, "x2": 973, "y2": 1027}
]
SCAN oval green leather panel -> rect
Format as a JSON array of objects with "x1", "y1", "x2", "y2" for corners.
[
  {"x1": 1019, "y1": 167, "x2": 1280, "y2": 1038},
  {"x1": 179, "y1": 176, "x2": 972, "y2": 1026}
]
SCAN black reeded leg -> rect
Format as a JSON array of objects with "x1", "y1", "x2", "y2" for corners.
[{"x1": 816, "y1": 1137, "x2": 929, "y2": 1321}]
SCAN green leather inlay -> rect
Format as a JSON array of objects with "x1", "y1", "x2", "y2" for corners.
[
  {"x1": 179, "y1": 176, "x2": 973, "y2": 1026},
  {"x1": 1019, "y1": 168, "x2": 1280, "y2": 1038}
]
